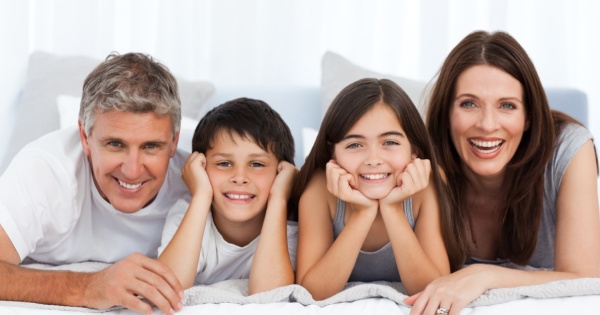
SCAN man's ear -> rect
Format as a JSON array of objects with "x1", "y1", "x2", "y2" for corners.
[{"x1": 78, "y1": 120, "x2": 91, "y2": 157}]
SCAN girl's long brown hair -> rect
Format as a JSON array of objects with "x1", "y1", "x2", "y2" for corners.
[{"x1": 291, "y1": 78, "x2": 462, "y2": 271}]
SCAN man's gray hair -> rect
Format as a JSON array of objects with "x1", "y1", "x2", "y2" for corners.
[{"x1": 79, "y1": 52, "x2": 181, "y2": 136}]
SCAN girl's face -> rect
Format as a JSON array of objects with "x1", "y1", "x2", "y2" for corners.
[
  {"x1": 334, "y1": 102, "x2": 414, "y2": 199},
  {"x1": 449, "y1": 64, "x2": 529, "y2": 181}
]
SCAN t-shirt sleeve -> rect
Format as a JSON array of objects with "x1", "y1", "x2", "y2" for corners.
[
  {"x1": 157, "y1": 198, "x2": 190, "y2": 256},
  {"x1": 286, "y1": 221, "x2": 299, "y2": 271},
  {"x1": 0, "y1": 149, "x2": 79, "y2": 261}
]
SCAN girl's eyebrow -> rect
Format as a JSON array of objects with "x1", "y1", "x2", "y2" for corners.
[{"x1": 341, "y1": 131, "x2": 405, "y2": 141}]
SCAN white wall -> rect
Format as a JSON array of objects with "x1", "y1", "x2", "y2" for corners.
[{"x1": 1, "y1": 0, "x2": 599, "y2": 180}]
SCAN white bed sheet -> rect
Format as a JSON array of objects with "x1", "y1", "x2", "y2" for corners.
[{"x1": 1, "y1": 295, "x2": 598, "y2": 315}]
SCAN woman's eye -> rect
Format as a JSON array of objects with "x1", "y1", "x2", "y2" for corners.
[
  {"x1": 501, "y1": 103, "x2": 516, "y2": 110},
  {"x1": 460, "y1": 101, "x2": 475, "y2": 108}
]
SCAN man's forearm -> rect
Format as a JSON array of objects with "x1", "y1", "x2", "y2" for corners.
[{"x1": 0, "y1": 261, "x2": 92, "y2": 307}]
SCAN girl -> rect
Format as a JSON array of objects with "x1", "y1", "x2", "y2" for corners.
[{"x1": 293, "y1": 78, "x2": 459, "y2": 300}]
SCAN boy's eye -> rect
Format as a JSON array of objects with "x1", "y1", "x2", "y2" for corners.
[
  {"x1": 216, "y1": 161, "x2": 232, "y2": 167},
  {"x1": 250, "y1": 162, "x2": 265, "y2": 168}
]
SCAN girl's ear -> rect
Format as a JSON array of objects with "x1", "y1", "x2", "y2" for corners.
[{"x1": 411, "y1": 153, "x2": 417, "y2": 160}]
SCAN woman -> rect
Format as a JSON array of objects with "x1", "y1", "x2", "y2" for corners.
[{"x1": 406, "y1": 30, "x2": 600, "y2": 315}]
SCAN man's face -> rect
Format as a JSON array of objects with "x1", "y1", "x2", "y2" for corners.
[{"x1": 79, "y1": 110, "x2": 179, "y2": 213}]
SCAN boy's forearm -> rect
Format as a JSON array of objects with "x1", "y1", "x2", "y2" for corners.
[
  {"x1": 0, "y1": 261, "x2": 91, "y2": 307},
  {"x1": 158, "y1": 194, "x2": 212, "y2": 289},
  {"x1": 248, "y1": 198, "x2": 294, "y2": 294}
]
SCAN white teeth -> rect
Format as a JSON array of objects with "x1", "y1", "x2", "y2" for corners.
[
  {"x1": 360, "y1": 173, "x2": 389, "y2": 180},
  {"x1": 225, "y1": 193, "x2": 254, "y2": 200},
  {"x1": 470, "y1": 139, "x2": 503, "y2": 148},
  {"x1": 118, "y1": 179, "x2": 142, "y2": 190},
  {"x1": 470, "y1": 139, "x2": 503, "y2": 153}
]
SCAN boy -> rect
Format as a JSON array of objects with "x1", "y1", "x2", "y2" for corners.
[{"x1": 158, "y1": 97, "x2": 297, "y2": 294}]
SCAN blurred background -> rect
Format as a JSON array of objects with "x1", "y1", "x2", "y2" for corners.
[{"x1": 0, "y1": 0, "x2": 598, "y2": 189}]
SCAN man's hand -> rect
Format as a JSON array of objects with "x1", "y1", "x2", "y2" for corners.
[{"x1": 84, "y1": 253, "x2": 184, "y2": 315}]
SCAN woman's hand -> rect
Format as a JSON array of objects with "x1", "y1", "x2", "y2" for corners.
[
  {"x1": 181, "y1": 152, "x2": 212, "y2": 198},
  {"x1": 405, "y1": 264, "x2": 491, "y2": 315},
  {"x1": 326, "y1": 160, "x2": 376, "y2": 209},
  {"x1": 380, "y1": 158, "x2": 431, "y2": 207}
]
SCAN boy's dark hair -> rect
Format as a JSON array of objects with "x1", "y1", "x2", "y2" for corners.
[{"x1": 192, "y1": 97, "x2": 295, "y2": 165}]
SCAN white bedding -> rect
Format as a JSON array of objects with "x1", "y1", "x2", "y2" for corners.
[{"x1": 1, "y1": 262, "x2": 598, "y2": 314}]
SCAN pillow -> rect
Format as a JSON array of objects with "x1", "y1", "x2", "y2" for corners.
[
  {"x1": 0, "y1": 51, "x2": 214, "y2": 173},
  {"x1": 321, "y1": 51, "x2": 431, "y2": 118},
  {"x1": 56, "y1": 94, "x2": 198, "y2": 154},
  {"x1": 302, "y1": 127, "x2": 319, "y2": 160}
]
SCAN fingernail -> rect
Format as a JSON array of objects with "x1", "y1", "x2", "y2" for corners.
[
  {"x1": 179, "y1": 290, "x2": 185, "y2": 299},
  {"x1": 169, "y1": 308, "x2": 175, "y2": 315},
  {"x1": 177, "y1": 302, "x2": 183, "y2": 310}
]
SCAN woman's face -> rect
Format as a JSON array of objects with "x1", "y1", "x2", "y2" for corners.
[
  {"x1": 449, "y1": 64, "x2": 529, "y2": 180},
  {"x1": 334, "y1": 102, "x2": 414, "y2": 199}
]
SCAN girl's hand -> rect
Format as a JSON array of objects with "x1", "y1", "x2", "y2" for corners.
[
  {"x1": 326, "y1": 160, "x2": 376, "y2": 208},
  {"x1": 181, "y1": 152, "x2": 212, "y2": 198},
  {"x1": 380, "y1": 158, "x2": 431, "y2": 207},
  {"x1": 405, "y1": 265, "x2": 490, "y2": 315},
  {"x1": 269, "y1": 161, "x2": 298, "y2": 201}
]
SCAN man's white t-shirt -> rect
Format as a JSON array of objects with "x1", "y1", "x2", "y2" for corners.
[
  {"x1": 159, "y1": 199, "x2": 298, "y2": 285},
  {"x1": 0, "y1": 127, "x2": 190, "y2": 264}
]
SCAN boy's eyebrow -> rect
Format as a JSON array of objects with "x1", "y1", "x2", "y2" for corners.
[
  {"x1": 210, "y1": 152, "x2": 274, "y2": 159},
  {"x1": 341, "y1": 131, "x2": 405, "y2": 141}
]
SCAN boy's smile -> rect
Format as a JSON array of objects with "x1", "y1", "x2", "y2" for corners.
[{"x1": 205, "y1": 131, "x2": 278, "y2": 229}]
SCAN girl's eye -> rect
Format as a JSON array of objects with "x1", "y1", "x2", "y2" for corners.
[
  {"x1": 383, "y1": 140, "x2": 399, "y2": 146},
  {"x1": 346, "y1": 143, "x2": 361, "y2": 149},
  {"x1": 460, "y1": 101, "x2": 475, "y2": 108}
]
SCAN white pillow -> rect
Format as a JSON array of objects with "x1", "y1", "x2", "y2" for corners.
[
  {"x1": 321, "y1": 52, "x2": 430, "y2": 118},
  {"x1": 1, "y1": 51, "x2": 214, "y2": 173},
  {"x1": 56, "y1": 94, "x2": 198, "y2": 153},
  {"x1": 302, "y1": 127, "x2": 319, "y2": 160}
]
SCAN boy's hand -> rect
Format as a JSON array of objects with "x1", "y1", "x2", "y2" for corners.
[
  {"x1": 326, "y1": 160, "x2": 376, "y2": 209},
  {"x1": 182, "y1": 152, "x2": 212, "y2": 198},
  {"x1": 380, "y1": 158, "x2": 431, "y2": 206},
  {"x1": 269, "y1": 161, "x2": 298, "y2": 201}
]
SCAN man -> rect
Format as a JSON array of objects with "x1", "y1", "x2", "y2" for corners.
[{"x1": 0, "y1": 52, "x2": 190, "y2": 315}]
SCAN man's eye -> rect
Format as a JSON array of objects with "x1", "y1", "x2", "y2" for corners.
[{"x1": 108, "y1": 141, "x2": 122, "y2": 147}]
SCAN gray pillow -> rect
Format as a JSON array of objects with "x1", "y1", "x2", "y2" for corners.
[
  {"x1": 321, "y1": 51, "x2": 430, "y2": 118},
  {"x1": 0, "y1": 51, "x2": 215, "y2": 174}
]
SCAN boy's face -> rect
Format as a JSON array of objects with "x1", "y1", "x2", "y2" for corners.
[
  {"x1": 79, "y1": 109, "x2": 179, "y2": 213},
  {"x1": 205, "y1": 130, "x2": 278, "y2": 226}
]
